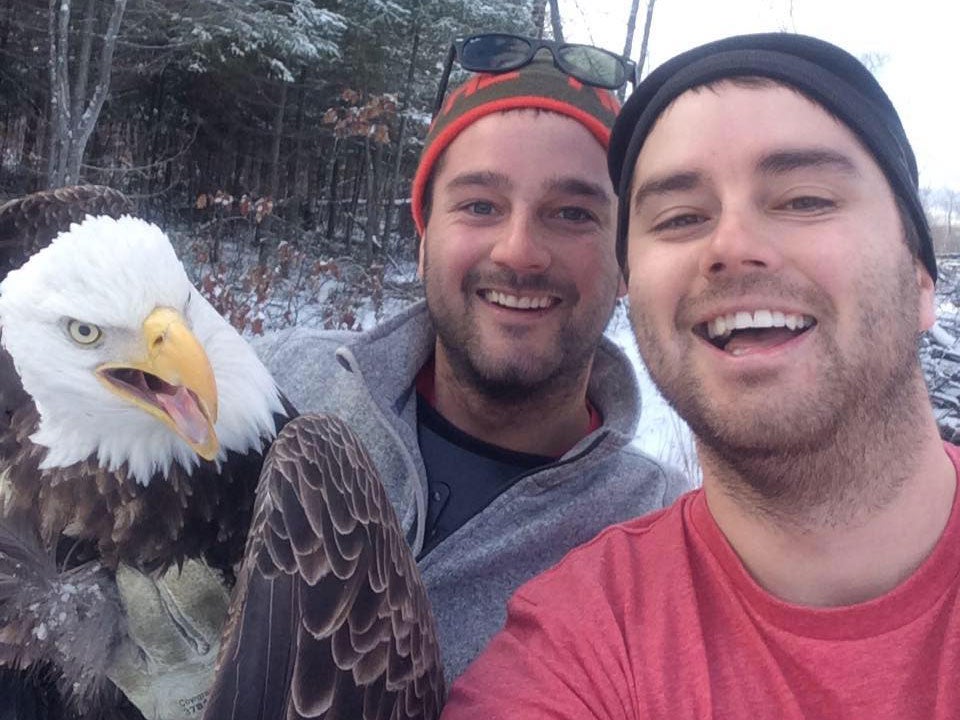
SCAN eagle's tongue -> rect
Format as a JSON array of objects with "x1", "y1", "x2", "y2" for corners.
[
  {"x1": 725, "y1": 327, "x2": 798, "y2": 355},
  {"x1": 156, "y1": 387, "x2": 210, "y2": 445}
]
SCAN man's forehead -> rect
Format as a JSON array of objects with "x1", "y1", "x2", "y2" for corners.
[
  {"x1": 632, "y1": 82, "x2": 862, "y2": 176},
  {"x1": 436, "y1": 110, "x2": 611, "y2": 191},
  {"x1": 649, "y1": 79, "x2": 832, "y2": 134}
]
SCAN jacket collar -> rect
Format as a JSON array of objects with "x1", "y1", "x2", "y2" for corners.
[{"x1": 334, "y1": 300, "x2": 641, "y2": 451}]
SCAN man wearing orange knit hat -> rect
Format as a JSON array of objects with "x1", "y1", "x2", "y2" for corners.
[{"x1": 260, "y1": 32, "x2": 689, "y2": 680}]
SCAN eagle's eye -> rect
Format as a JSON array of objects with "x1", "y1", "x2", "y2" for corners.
[{"x1": 67, "y1": 319, "x2": 103, "y2": 345}]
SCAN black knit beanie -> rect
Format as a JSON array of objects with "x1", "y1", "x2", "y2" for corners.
[
  {"x1": 413, "y1": 57, "x2": 620, "y2": 235},
  {"x1": 609, "y1": 33, "x2": 936, "y2": 282}
]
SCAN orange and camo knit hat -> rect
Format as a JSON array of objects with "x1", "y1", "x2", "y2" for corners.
[{"x1": 411, "y1": 57, "x2": 621, "y2": 235}]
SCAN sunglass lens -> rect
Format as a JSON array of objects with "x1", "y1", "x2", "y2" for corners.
[
  {"x1": 557, "y1": 45, "x2": 625, "y2": 88},
  {"x1": 460, "y1": 34, "x2": 534, "y2": 71}
]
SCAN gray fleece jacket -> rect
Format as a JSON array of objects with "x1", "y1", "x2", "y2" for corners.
[{"x1": 254, "y1": 301, "x2": 690, "y2": 679}]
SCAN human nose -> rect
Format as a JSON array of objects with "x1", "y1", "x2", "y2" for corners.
[
  {"x1": 488, "y1": 213, "x2": 551, "y2": 273},
  {"x1": 698, "y1": 208, "x2": 782, "y2": 278}
]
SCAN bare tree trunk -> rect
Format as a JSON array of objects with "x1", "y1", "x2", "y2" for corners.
[
  {"x1": 250, "y1": 154, "x2": 262, "y2": 194},
  {"x1": 287, "y1": 66, "x2": 308, "y2": 228},
  {"x1": 0, "y1": 113, "x2": 10, "y2": 175},
  {"x1": 233, "y1": 133, "x2": 246, "y2": 190},
  {"x1": 146, "y1": 66, "x2": 168, "y2": 199},
  {"x1": 27, "y1": 77, "x2": 46, "y2": 189},
  {"x1": 259, "y1": 80, "x2": 287, "y2": 265},
  {"x1": 0, "y1": 0, "x2": 13, "y2": 50},
  {"x1": 267, "y1": 81, "x2": 286, "y2": 202},
  {"x1": 382, "y1": 4, "x2": 421, "y2": 249},
  {"x1": 532, "y1": 0, "x2": 547, "y2": 39},
  {"x1": 345, "y1": 154, "x2": 364, "y2": 253},
  {"x1": 547, "y1": 0, "x2": 564, "y2": 42},
  {"x1": 70, "y1": 0, "x2": 96, "y2": 128},
  {"x1": 325, "y1": 145, "x2": 340, "y2": 244},
  {"x1": 363, "y1": 136, "x2": 383, "y2": 265},
  {"x1": 66, "y1": 0, "x2": 126, "y2": 184},
  {"x1": 622, "y1": 0, "x2": 641, "y2": 65},
  {"x1": 303, "y1": 146, "x2": 318, "y2": 233},
  {"x1": 46, "y1": 0, "x2": 69, "y2": 186},
  {"x1": 619, "y1": 0, "x2": 646, "y2": 101},
  {"x1": 637, "y1": 0, "x2": 658, "y2": 78},
  {"x1": 46, "y1": 0, "x2": 127, "y2": 187},
  {"x1": 948, "y1": 193, "x2": 956, "y2": 242}
]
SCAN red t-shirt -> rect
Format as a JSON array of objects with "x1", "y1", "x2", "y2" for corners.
[{"x1": 443, "y1": 444, "x2": 960, "y2": 719}]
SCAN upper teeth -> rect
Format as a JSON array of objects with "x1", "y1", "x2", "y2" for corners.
[
  {"x1": 706, "y1": 310, "x2": 814, "y2": 339},
  {"x1": 483, "y1": 291, "x2": 554, "y2": 310}
]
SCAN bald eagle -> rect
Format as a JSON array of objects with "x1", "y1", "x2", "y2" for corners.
[
  {"x1": 0, "y1": 211, "x2": 290, "y2": 717},
  {"x1": 0, "y1": 198, "x2": 443, "y2": 720},
  {"x1": 0, "y1": 212, "x2": 287, "y2": 574}
]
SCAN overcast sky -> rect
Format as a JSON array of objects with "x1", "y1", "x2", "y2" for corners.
[{"x1": 561, "y1": 0, "x2": 959, "y2": 190}]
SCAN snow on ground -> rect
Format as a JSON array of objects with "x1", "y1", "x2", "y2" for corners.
[
  {"x1": 606, "y1": 302, "x2": 701, "y2": 483},
  {"x1": 188, "y1": 238, "x2": 698, "y2": 477}
]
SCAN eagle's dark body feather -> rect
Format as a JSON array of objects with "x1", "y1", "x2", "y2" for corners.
[
  {"x1": 0, "y1": 185, "x2": 132, "y2": 282},
  {"x1": 0, "y1": 388, "x2": 290, "y2": 577},
  {"x1": 206, "y1": 414, "x2": 445, "y2": 720}
]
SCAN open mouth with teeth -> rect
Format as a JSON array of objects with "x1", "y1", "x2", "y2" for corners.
[
  {"x1": 695, "y1": 309, "x2": 817, "y2": 356},
  {"x1": 480, "y1": 289, "x2": 560, "y2": 311}
]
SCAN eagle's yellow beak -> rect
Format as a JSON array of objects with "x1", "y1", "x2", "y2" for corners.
[{"x1": 96, "y1": 307, "x2": 219, "y2": 460}]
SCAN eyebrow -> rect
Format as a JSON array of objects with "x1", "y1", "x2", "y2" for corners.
[
  {"x1": 444, "y1": 171, "x2": 510, "y2": 192},
  {"x1": 546, "y1": 177, "x2": 612, "y2": 207},
  {"x1": 757, "y1": 148, "x2": 860, "y2": 176},
  {"x1": 632, "y1": 171, "x2": 702, "y2": 214},
  {"x1": 444, "y1": 172, "x2": 611, "y2": 206}
]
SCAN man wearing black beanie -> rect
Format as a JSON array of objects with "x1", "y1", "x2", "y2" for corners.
[{"x1": 442, "y1": 34, "x2": 960, "y2": 719}]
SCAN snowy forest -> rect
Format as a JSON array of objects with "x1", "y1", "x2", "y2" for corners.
[
  {"x1": 1, "y1": 0, "x2": 959, "y2": 462},
  {"x1": 0, "y1": 0, "x2": 640, "y2": 335}
]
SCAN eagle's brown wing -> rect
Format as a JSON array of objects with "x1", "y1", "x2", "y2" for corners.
[
  {"x1": 205, "y1": 414, "x2": 445, "y2": 720},
  {"x1": 0, "y1": 185, "x2": 132, "y2": 281}
]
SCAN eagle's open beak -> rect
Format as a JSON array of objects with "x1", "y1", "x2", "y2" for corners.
[{"x1": 96, "y1": 307, "x2": 220, "y2": 460}]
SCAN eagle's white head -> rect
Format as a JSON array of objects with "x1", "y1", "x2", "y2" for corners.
[{"x1": 0, "y1": 215, "x2": 284, "y2": 484}]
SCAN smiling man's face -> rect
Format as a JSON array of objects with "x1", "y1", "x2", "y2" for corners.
[
  {"x1": 624, "y1": 81, "x2": 935, "y2": 455},
  {"x1": 420, "y1": 109, "x2": 622, "y2": 400}
]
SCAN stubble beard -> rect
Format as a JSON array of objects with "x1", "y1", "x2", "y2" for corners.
[
  {"x1": 424, "y1": 264, "x2": 615, "y2": 405},
  {"x1": 630, "y1": 263, "x2": 929, "y2": 526}
]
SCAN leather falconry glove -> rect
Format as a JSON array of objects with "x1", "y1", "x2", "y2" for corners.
[{"x1": 107, "y1": 559, "x2": 230, "y2": 720}]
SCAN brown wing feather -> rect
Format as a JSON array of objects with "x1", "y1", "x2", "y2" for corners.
[
  {"x1": 205, "y1": 414, "x2": 445, "y2": 720},
  {"x1": 0, "y1": 185, "x2": 133, "y2": 282}
]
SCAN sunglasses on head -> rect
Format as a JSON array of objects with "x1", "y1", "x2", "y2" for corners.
[{"x1": 432, "y1": 32, "x2": 638, "y2": 117}]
